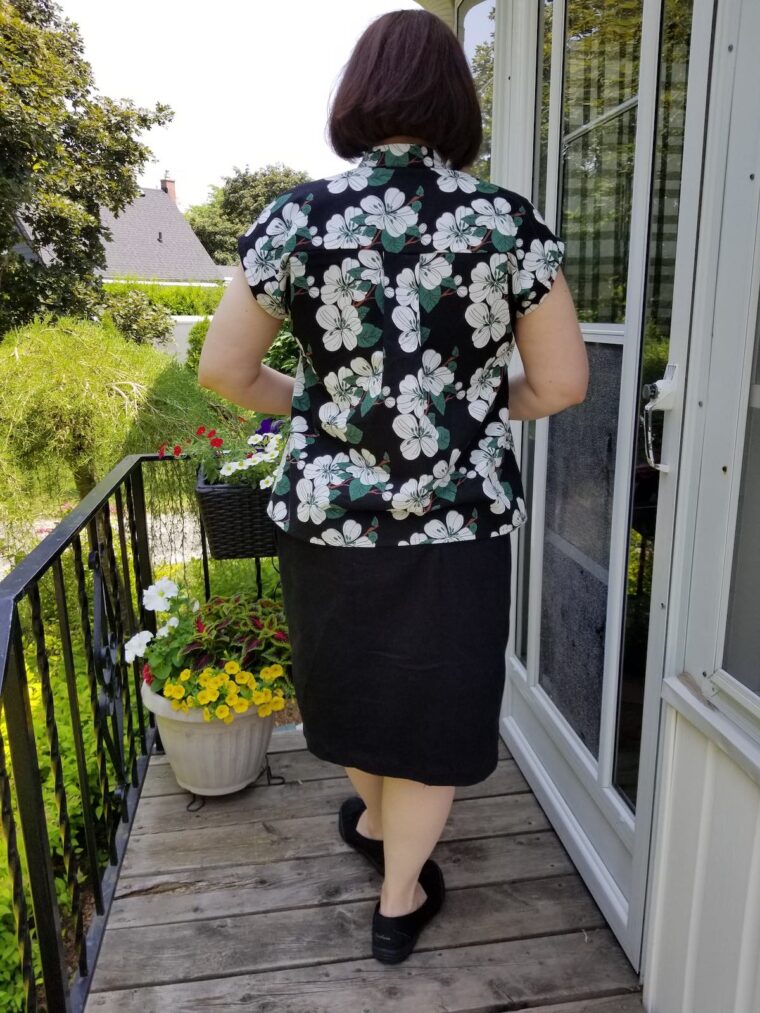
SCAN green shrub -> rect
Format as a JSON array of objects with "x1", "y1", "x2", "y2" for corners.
[
  {"x1": 103, "y1": 281, "x2": 224, "y2": 316},
  {"x1": 97, "y1": 288, "x2": 174, "y2": 345},
  {"x1": 186, "y1": 317, "x2": 211, "y2": 374}
]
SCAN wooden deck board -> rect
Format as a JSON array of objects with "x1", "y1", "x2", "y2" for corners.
[{"x1": 86, "y1": 729, "x2": 643, "y2": 1011}]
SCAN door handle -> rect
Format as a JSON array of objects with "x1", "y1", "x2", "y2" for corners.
[{"x1": 640, "y1": 363, "x2": 678, "y2": 472}]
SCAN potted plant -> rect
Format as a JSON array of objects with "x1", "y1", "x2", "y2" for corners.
[
  {"x1": 124, "y1": 577, "x2": 294, "y2": 795},
  {"x1": 159, "y1": 414, "x2": 290, "y2": 559}
]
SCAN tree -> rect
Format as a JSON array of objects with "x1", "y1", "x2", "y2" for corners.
[
  {"x1": 185, "y1": 163, "x2": 311, "y2": 264},
  {"x1": 0, "y1": 0, "x2": 173, "y2": 336},
  {"x1": 468, "y1": 4, "x2": 495, "y2": 180}
]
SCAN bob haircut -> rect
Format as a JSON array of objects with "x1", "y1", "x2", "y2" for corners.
[{"x1": 327, "y1": 9, "x2": 483, "y2": 172}]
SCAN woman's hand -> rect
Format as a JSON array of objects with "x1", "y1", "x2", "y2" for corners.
[
  {"x1": 508, "y1": 270, "x2": 589, "y2": 421},
  {"x1": 198, "y1": 266, "x2": 295, "y2": 415}
]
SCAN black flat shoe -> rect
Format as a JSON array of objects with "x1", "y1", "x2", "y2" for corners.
[
  {"x1": 371, "y1": 858, "x2": 445, "y2": 964},
  {"x1": 338, "y1": 795, "x2": 385, "y2": 874}
]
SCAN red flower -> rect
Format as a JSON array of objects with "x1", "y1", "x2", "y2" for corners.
[
  {"x1": 142, "y1": 663, "x2": 154, "y2": 685},
  {"x1": 207, "y1": 429, "x2": 217, "y2": 438},
  {"x1": 210, "y1": 437, "x2": 224, "y2": 448},
  {"x1": 173, "y1": 444, "x2": 182, "y2": 457},
  {"x1": 196, "y1": 425, "x2": 207, "y2": 436},
  {"x1": 158, "y1": 442, "x2": 167, "y2": 458},
  {"x1": 195, "y1": 617, "x2": 206, "y2": 633}
]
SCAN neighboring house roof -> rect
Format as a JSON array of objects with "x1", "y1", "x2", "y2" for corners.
[
  {"x1": 96, "y1": 185, "x2": 221, "y2": 283},
  {"x1": 216, "y1": 264, "x2": 238, "y2": 281}
]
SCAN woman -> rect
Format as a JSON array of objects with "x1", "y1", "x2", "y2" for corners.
[{"x1": 199, "y1": 8, "x2": 588, "y2": 964}]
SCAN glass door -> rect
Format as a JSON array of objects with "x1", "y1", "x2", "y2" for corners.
[{"x1": 502, "y1": 0, "x2": 695, "y2": 969}]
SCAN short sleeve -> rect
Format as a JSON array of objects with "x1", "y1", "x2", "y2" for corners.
[
  {"x1": 237, "y1": 193, "x2": 298, "y2": 321},
  {"x1": 509, "y1": 200, "x2": 565, "y2": 319}
]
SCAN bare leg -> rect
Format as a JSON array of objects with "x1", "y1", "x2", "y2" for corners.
[
  {"x1": 344, "y1": 766, "x2": 384, "y2": 839},
  {"x1": 379, "y1": 776, "x2": 455, "y2": 917}
]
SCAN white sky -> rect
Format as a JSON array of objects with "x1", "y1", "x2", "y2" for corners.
[{"x1": 58, "y1": 0, "x2": 422, "y2": 211}]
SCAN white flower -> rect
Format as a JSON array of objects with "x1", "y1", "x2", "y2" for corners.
[
  {"x1": 124, "y1": 629, "x2": 153, "y2": 663},
  {"x1": 320, "y1": 258, "x2": 363, "y2": 308},
  {"x1": 259, "y1": 475, "x2": 274, "y2": 488},
  {"x1": 192, "y1": 600, "x2": 200, "y2": 612},
  {"x1": 241, "y1": 236, "x2": 279, "y2": 286},
  {"x1": 433, "y1": 168, "x2": 478, "y2": 193},
  {"x1": 266, "y1": 202, "x2": 308, "y2": 248},
  {"x1": 421, "y1": 511, "x2": 476, "y2": 541},
  {"x1": 326, "y1": 165, "x2": 374, "y2": 193},
  {"x1": 358, "y1": 249, "x2": 384, "y2": 287},
  {"x1": 523, "y1": 238, "x2": 562, "y2": 286},
  {"x1": 418, "y1": 253, "x2": 452, "y2": 289},
  {"x1": 324, "y1": 366, "x2": 363, "y2": 411},
  {"x1": 316, "y1": 303, "x2": 362, "y2": 351},
  {"x1": 345, "y1": 447, "x2": 389, "y2": 486},
  {"x1": 295, "y1": 477, "x2": 331, "y2": 524},
  {"x1": 323, "y1": 207, "x2": 372, "y2": 249},
  {"x1": 469, "y1": 254, "x2": 511, "y2": 305},
  {"x1": 392, "y1": 304, "x2": 421, "y2": 352},
  {"x1": 303, "y1": 452, "x2": 350, "y2": 485},
  {"x1": 465, "y1": 300, "x2": 510, "y2": 347},
  {"x1": 360, "y1": 187, "x2": 418, "y2": 237},
  {"x1": 247, "y1": 433, "x2": 265, "y2": 445},
  {"x1": 351, "y1": 351, "x2": 385, "y2": 399},
  {"x1": 396, "y1": 373, "x2": 429, "y2": 417},
  {"x1": 314, "y1": 519, "x2": 375, "y2": 547},
  {"x1": 220, "y1": 461, "x2": 240, "y2": 476},
  {"x1": 432, "y1": 207, "x2": 481, "y2": 252},
  {"x1": 390, "y1": 476, "x2": 435, "y2": 518},
  {"x1": 143, "y1": 578, "x2": 179, "y2": 612},
  {"x1": 156, "y1": 615, "x2": 180, "y2": 639},
  {"x1": 471, "y1": 197, "x2": 518, "y2": 237},
  {"x1": 391, "y1": 413, "x2": 439, "y2": 460},
  {"x1": 394, "y1": 267, "x2": 419, "y2": 308},
  {"x1": 318, "y1": 400, "x2": 351, "y2": 441},
  {"x1": 419, "y1": 348, "x2": 454, "y2": 396}
]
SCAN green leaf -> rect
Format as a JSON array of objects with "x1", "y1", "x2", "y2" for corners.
[
  {"x1": 358, "y1": 323, "x2": 382, "y2": 347},
  {"x1": 419, "y1": 286, "x2": 441, "y2": 313},
  {"x1": 431, "y1": 390, "x2": 446, "y2": 415},
  {"x1": 476, "y1": 179, "x2": 500, "y2": 193},
  {"x1": 436, "y1": 426, "x2": 450, "y2": 450},
  {"x1": 325, "y1": 504, "x2": 347, "y2": 518},
  {"x1": 349, "y1": 478, "x2": 370, "y2": 500},
  {"x1": 345, "y1": 424, "x2": 363, "y2": 444},
  {"x1": 436, "y1": 482, "x2": 457, "y2": 501},
  {"x1": 381, "y1": 230, "x2": 406, "y2": 253},
  {"x1": 368, "y1": 167, "x2": 394, "y2": 185},
  {"x1": 492, "y1": 229, "x2": 516, "y2": 253}
]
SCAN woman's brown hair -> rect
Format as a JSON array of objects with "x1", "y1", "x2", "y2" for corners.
[{"x1": 327, "y1": 9, "x2": 483, "y2": 172}]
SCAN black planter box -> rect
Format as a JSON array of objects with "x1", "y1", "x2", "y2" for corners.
[{"x1": 195, "y1": 465, "x2": 277, "y2": 559}]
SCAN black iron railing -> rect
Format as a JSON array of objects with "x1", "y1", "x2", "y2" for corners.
[{"x1": 0, "y1": 453, "x2": 206, "y2": 1012}]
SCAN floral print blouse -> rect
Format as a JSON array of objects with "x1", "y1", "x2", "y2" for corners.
[{"x1": 237, "y1": 141, "x2": 564, "y2": 548}]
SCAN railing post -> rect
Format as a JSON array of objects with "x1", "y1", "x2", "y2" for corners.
[{"x1": 5, "y1": 605, "x2": 71, "y2": 1012}]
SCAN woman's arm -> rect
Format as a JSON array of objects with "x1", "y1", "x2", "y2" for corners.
[
  {"x1": 197, "y1": 265, "x2": 295, "y2": 415},
  {"x1": 508, "y1": 270, "x2": 589, "y2": 421}
]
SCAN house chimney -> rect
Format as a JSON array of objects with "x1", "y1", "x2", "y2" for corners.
[{"x1": 160, "y1": 170, "x2": 176, "y2": 203}]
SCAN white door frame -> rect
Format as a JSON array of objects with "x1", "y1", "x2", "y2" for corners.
[{"x1": 491, "y1": 0, "x2": 718, "y2": 970}]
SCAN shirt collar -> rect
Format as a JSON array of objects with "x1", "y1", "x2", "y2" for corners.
[{"x1": 357, "y1": 141, "x2": 449, "y2": 172}]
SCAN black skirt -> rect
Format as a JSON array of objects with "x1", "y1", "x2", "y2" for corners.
[{"x1": 273, "y1": 525, "x2": 512, "y2": 786}]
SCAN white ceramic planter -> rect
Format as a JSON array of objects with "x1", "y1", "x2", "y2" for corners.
[{"x1": 141, "y1": 681, "x2": 275, "y2": 795}]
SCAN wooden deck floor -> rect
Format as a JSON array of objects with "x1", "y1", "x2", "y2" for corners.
[{"x1": 86, "y1": 728, "x2": 645, "y2": 1012}]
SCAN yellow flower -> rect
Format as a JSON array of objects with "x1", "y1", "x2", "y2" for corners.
[
  {"x1": 233, "y1": 699, "x2": 249, "y2": 713},
  {"x1": 202, "y1": 707, "x2": 212, "y2": 722},
  {"x1": 174, "y1": 684, "x2": 185, "y2": 699},
  {"x1": 270, "y1": 696, "x2": 285, "y2": 711},
  {"x1": 201, "y1": 667, "x2": 214, "y2": 679},
  {"x1": 179, "y1": 668, "x2": 192, "y2": 682},
  {"x1": 260, "y1": 688, "x2": 272, "y2": 703},
  {"x1": 223, "y1": 713, "x2": 234, "y2": 724},
  {"x1": 235, "y1": 671, "x2": 249, "y2": 685},
  {"x1": 186, "y1": 696, "x2": 196, "y2": 708},
  {"x1": 259, "y1": 667, "x2": 275, "y2": 683},
  {"x1": 215, "y1": 704, "x2": 230, "y2": 720},
  {"x1": 257, "y1": 703, "x2": 273, "y2": 717},
  {"x1": 171, "y1": 699, "x2": 183, "y2": 711},
  {"x1": 224, "y1": 660, "x2": 241, "y2": 675},
  {"x1": 252, "y1": 690, "x2": 265, "y2": 705},
  {"x1": 197, "y1": 689, "x2": 210, "y2": 705},
  {"x1": 268, "y1": 664, "x2": 284, "y2": 677},
  {"x1": 206, "y1": 688, "x2": 219, "y2": 702}
]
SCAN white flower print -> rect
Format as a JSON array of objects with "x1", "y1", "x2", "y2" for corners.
[
  {"x1": 326, "y1": 165, "x2": 374, "y2": 193},
  {"x1": 466, "y1": 366, "x2": 501, "y2": 421},
  {"x1": 482, "y1": 469, "x2": 511, "y2": 514},
  {"x1": 392, "y1": 413, "x2": 439, "y2": 459},
  {"x1": 418, "y1": 253, "x2": 452, "y2": 289},
  {"x1": 292, "y1": 356, "x2": 306, "y2": 398},
  {"x1": 346, "y1": 447, "x2": 390, "y2": 486},
  {"x1": 472, "y1": 197, "x2": 518, "y2": 238},
  {"x1": 396, "y1": 373, "x2": 429, "y2": 417},
  {"x1": 267, "y1": 499, "x2": 288, "y2": 524},
  {"x1": 324, "y1": 365, "x2": 363, "y2": 411},
  {"x1": 241, "y1": 236, "x2": 279, "y2": 286},
  {"x1": 311, "y1": 519, "x2": 375, "y2": 547},
  {"x1": 394, "y1": 266, "x2": 419, "y2": 308},
  {"x1": 390, "y1": 476, "x2": 435, "y2": 518},
  {"x1": 351, "y1": 351, "x2": 384, "y2": 398},
  {"x1": 432, "y1": 447, "x2": 463, "y2": 488},
  {"x1": 316, "y1": 303, "x2": 362, "y2": 351},
  {"x1": 464, "y1": 300, "x2": 510, "y2": 347},
  {"x1": 433, "y1": 168, "x2": 478, "y2": 194},
  {"x1": 361, "y1": 187, "x2": 418, "y2": 237},
  {"x1": 471, "y1": 439, "x2": 502, "y2": 477},
  {"x1": 324, "y1": 207, "x2": 373, "y2": 249},
  {"x1": 392, "y1": 304, "x2": 421, "y2": 353},
  {"x1": 413, "y1": 511, "x2": 475, "y2": 542},
  {"x1": 432, "y1": 207, "x2": 481, "y2": 252},
  {"x1": 284, "y1": 415, "x2": 309, "y2": 454},
  {"x1": 318, "y1": 400, "x2": 351, "y2": 441},
  {"x1": 266, "y1": 202, "x2": 307, "y2": 248},
  {"x1": 296, "y1": 477, "x2": 331, "y2": 524},
  {"x1": 321, "y1": 257, "x2": 363, "y2": 308},
  {"x1": 358, "y1": 249, "x2": 385, "y2": 287},
  {"x1": 469, "y1": 254, "x2": 511, "y2": 305},
  {"x1": 419, "y1": 348, "x2": 454, "y2": 396},
  {"x1": 303, "y1": 452, "x2": 349, "y2": 485},
  {"x1": 523, "y1": 238, "x2": 563, "y2": 286}
]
